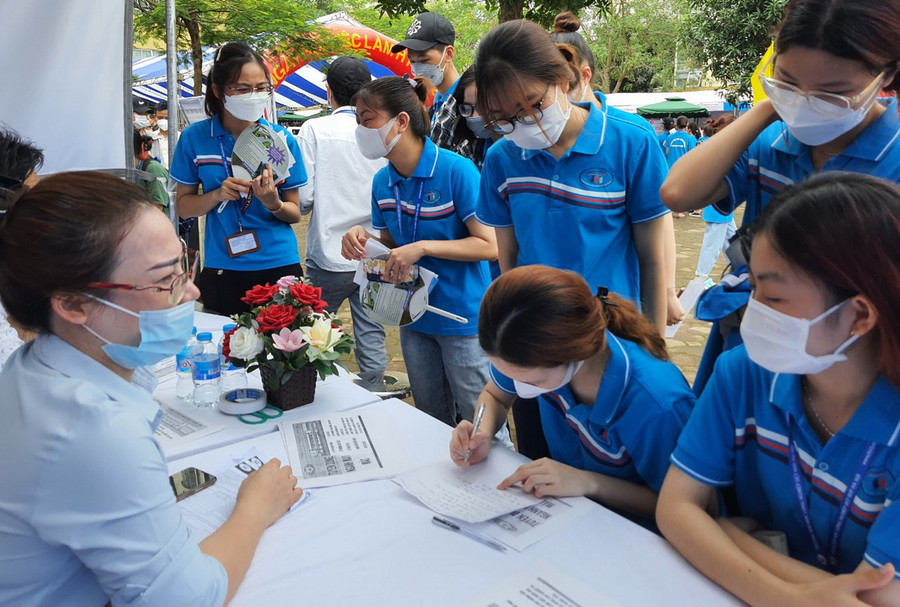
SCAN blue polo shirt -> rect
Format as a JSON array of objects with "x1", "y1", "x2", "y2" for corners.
[
  {"x1": 371, "y1": 138, "x2": 490, "y2": 336},
  {"x1": 672, "y1": 346, "x2": 900, "y2": 576},
  {"x1": 717, "y1": 98, "x2": 900, "y2": 226},
  {"x1": 490, "y1": 331, "x2": 695, "y2": 492},
  {"x1": 477, "y1": 102, "x2": 670, "y2": 304},
  {"x1": 664, "y1": 130, "x2": 697, "y2": 167},
  {"x1": 169, "y1": 115, "x2": 307, "y2": 271}
]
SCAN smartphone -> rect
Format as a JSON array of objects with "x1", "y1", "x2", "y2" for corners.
[{"x1": 169, "y1": 467, "x2": 217, "y2": 502}]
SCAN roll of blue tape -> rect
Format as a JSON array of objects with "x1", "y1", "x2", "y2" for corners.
[{"x1": 218, "y1": 388, "x2": 267, "y2": 415}]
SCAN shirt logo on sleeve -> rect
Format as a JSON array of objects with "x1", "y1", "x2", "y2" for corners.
[{"x1": 579, "y1": 168, "x2": 613, "y2": 188}]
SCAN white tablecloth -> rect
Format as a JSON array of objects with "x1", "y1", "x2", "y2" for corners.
[{"x1": 170, "y1": 399, "x2": 742, "y2": 607}]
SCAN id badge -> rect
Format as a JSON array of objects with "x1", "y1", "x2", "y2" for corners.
[{"x1": 226, "y1": 230, "x2": 260, "y2": 257}]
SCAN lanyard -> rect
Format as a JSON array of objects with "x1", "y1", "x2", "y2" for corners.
[
  {"x1": 217, "y1": 137, "x2": 250, "y2": 229},
  {"x1": 784, "y1": 411, "x2": 877, "y2": 572},
  {"x1": 393, "y1": 179, "x2": 425, "y2": 242}
]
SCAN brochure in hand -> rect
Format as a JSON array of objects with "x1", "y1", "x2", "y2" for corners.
[{"x1": 231, "y1": 122, "x2": 294, "y2": 184}]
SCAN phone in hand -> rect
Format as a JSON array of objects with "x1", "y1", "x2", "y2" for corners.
[{"x1": 169, "y1": 467, "x2": 217, "y2": 502}]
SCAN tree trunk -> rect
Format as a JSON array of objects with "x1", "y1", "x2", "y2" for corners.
[
  {"x1": 183, "y1": 10, "x2": 203, "y2": 96},
  {"x1": 497, "y1": 0, "x2": 523, "y2": 23}
]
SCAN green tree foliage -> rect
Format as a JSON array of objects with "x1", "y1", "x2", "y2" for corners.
[
  {"x1": 133, "y1": 0, "x2": 347, "y2": 94},
  {"x1": 368, "y1": 0, "x2": 607, "y2": 27},
  {"x1": 338, "y1": 0, "x2": 495, "y2": 70},
  {"x1": 581, "y1": 0, "x2": 683, "y2": 94},
  {"x1": 676, "y1": 0, "x2": 787, "y2": 103}
]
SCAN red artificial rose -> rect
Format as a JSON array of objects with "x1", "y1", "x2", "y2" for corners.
[
  {"x1": 255, "y1": 304, "x2": 298, "y2": 333},
  {"x1": 221, "y1": 326, "x2": 238, "y2": 362},
  {"x1": 289, "y1": 283, "x2": 328, "y2": 313},
  {"x1": 241, "y1": 283, "x2": 279, "y2": 305}
]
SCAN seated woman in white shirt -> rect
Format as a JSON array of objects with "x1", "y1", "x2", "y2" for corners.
[
  {"x1": 0, "y1": 126, "x2": 43, "y2": 368},
  {"x1": 0, "y1": 171, "x2": 302, "y2": 606}
]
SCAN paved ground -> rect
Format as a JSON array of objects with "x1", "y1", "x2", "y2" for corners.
[{"x1": 292, "y1": 209, "x2": 741, "y2": 400}]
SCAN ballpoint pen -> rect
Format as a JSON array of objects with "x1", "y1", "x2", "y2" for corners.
[
  {"x1": 432, "y1": 516, "x2": 507, "y2": 552},
  {"x1": 464, "y1": 402, "x2": 486, "y2": 462}
]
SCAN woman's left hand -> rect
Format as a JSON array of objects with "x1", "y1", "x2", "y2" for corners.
[
  {"x1": 252, "y1": 164, "x2": 280, "y2": 210},
  {"x1": 385, "y1": 242, "x2": 425, "y2": 284},
  {"x1": 497, "y1": 457, "x2": 594, "y2": 499},
  {"x1": 667, "y1": 288, "x2": 685, "y2": 325}
]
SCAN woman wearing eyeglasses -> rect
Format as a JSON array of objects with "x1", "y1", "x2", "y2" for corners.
[
  {"x1": 658, "y1": 172, "x2": 900, "y2": 607},
  {"x1": 474, "y1": 20, "x2": 673, "y2": 336},
  {"x1": 661, "y1": 0, "x2": 900, "y2": 225},
  {"x1": 0, "y1": 172, "x2": 302, "y2": 606},
  {"x1": 171, "y1": 42, "x2": 307, "y2": 317}
]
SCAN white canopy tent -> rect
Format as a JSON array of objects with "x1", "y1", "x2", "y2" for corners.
[{"x1": 604, "y1": 90, "x2": 748, "y2": 115}]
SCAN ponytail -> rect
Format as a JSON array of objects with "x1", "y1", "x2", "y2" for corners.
[
  {"x1": 600, "y1": 292, "x2": 669, "y2": 361},
  {"x1": 479, "y1": 265, "x2": 667, "y2": 367}
]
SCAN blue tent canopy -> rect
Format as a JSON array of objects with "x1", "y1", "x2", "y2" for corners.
[{"x1": 133, "y1": 39, "x2": 396, "y2": 109}]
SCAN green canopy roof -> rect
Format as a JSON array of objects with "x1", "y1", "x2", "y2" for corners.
[{"x1": 636, "y1": 96, "x2": 710, "y2": 118}]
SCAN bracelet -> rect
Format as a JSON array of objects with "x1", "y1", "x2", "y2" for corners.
[{"x1": 270, "y1": 200, "x2": 284, "y2": 213}]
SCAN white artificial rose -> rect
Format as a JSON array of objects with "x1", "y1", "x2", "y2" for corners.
[{"x1": 228, "y1": 326, "x2": 264, "y2": 360}]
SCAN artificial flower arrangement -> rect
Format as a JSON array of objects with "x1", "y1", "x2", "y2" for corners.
[{"x1": 222, "y1": 275, "x2": 354, "y2": 392}]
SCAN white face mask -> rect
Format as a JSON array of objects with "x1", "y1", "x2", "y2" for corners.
[
  {"x1": 770, "y1": 91, "x2": 877, "y2": 147},
  {"x1": 355, "y1": 117, "x2": 401, "y2": 159},
  {"x1": 740, "y1": 296, "x2": 859, "y2": 375},
  {"x1": 504, "y1": 86, "x2": 572, "y2": 150},
  {"x1": 411, "y1": 48, "x2": 446, "y2": 87},
  {"x1": 157, "y1": 119, "x2": 168, "y2": 131},
  {"x1": 513, "y1": 360, "x2": 584, "y2": 399},
  {"x1": 223, "y1": 91, "x2": 270, "y2": 122},
  {"x1": 133, "y1": 115, "x2": 151, "y2": 129}
]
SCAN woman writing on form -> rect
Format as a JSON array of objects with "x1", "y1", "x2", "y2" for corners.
[{"x1": 450, "y1": 265, "x2": 694, "y2": 520}]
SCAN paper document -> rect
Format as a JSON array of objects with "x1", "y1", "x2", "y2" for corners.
[
  {"x1": 178, "y1": 448, "x2": 310, "y2": 541},
  {"x1": 469, "y1": 497, "x2": 594, "y2": 552},
  {"x1": 353, "y1": 239, "x2": 440, "y2": 326},
  {"x1": 278, "y1": 408, "x2": 408, "y2": 488},
  {"x1": 232, "y1": 123, "x2": 294, "y2": 184},
  {"x1": 394, "y1": 455, "x2": 543, "y2": 524},
  {"x1": 665, "y1": 277, "x2": 709, "y2": 338},
  {"x1": 154, "y1": 407, "x2": 224, "y2": 451},
  {"x1": 461, "y1": 560, "x2": 619, "y2": 607},
  {"x1": 177, "y1": 96, "x2": 207, "y2": 126}
]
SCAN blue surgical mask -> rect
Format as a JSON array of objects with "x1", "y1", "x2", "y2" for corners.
[
  {"x1": 82, "y1": 294, "x2": 195, "y2": 369},
  {"x1": 466, "y1": 116, "x2": 493, "y2": 139}
]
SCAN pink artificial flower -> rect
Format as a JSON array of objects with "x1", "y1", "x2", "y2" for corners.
[
  {"x1": 276, "y1": 275, "x2": 301, "y2": 290},
  {"x1": 271, "y1": 327, "x2": 306, "y2": 352}
]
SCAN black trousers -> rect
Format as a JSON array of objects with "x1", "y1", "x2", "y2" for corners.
[{"x1": 196, "y1": 263, "x2": 303, "y2": 317}]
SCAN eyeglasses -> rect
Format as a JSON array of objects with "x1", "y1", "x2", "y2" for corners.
[
  {"x1": 457, "y1": 103, "x2": 478, "y2": 118},
  {"x1": 484, "y1": 84, "x2": 551, "y2": 134},
  {"x1": 759, "y1": 56, "x2": 887, "y2": 116},
  {"x1": 87, "y1": 241, "x2": 199, "y2": 306},
  {"x1": 225, "y1": 84, "x2": 275, "y2": 95}
]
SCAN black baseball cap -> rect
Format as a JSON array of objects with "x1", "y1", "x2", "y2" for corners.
[
  {"x1": 326, "y1": 56, "x2": 372, "y2": 100},
  {"x1": 132, "y1": 96, "x2": 153, "y2": 114},
  {"x1": 390, "y1": 12, "x2": 455, "y2": 53}
]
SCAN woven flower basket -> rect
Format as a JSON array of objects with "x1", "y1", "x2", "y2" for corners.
[{"x1": 260, "y1": 365, "x2": 317, "y2": 410}]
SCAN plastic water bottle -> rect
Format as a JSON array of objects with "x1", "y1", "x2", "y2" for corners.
[
  {"x1": 192, "y1": 332, "x2": 221, "y2": 408},
  {"x1": 175, "y1": 327, "x2": 199, "y2": 403},
  {"x1": 220, "y1": 323, "x2": 248, "y2": 393}
]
